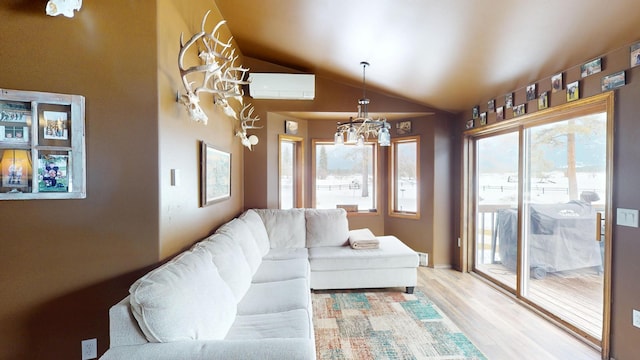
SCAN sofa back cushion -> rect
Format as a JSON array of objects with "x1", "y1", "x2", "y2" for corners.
[
  {"x1": 193, "y1": 234, "x2": 252, "y2": 301},
  {"x1": 305, "y1": 208, "x2": 350, "y2": 247},
  {"x1": 129, "y1": 249, "x2": 236, "y2": 342},
  {"x1": 238, "y1": 209, "x2": 271, "y2": 256},
  {"x1": 215, "y1": 218, "x2": 262, "y2": 274},
  {"x1": 254, "y1": 209, "x2": 306, "y2": 248}
]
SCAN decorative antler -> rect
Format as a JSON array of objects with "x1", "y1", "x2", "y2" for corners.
[
  {"x1": 235, "y1": 104, "x2": 262, "y2": 150},
  {"x1": 178, "y1": 11, "x2": 235, "y2": 124}
]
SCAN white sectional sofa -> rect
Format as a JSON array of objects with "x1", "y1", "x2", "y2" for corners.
[{"x1": 100, "y1": 208, "x2": 418, "y2": 360}]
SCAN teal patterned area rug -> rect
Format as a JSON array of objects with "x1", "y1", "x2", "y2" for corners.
[{"x1": 312, "y1": 290, "x2": 487, "y2": 360}]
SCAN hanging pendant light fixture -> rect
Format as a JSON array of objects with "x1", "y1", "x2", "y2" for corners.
[{"x1": 334, "y1": 61, "x2": 390, "y2": 146}]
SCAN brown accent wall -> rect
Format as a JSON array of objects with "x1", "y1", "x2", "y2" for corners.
[
  {"x1": 384, "y1": 114, "x2": 455, "y2": 267},
  {"x1": 0, "y1": 1, "x2": 244, "y2": 358},
  {"x1": 455, "y1": 44, "x2": 640, "y2": 359}
]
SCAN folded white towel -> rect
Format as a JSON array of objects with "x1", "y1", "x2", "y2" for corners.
[{"x1": 348, "y1": 228, "x2": 380, "y2": 249}]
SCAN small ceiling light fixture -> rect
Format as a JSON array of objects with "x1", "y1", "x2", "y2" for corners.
[
  {"x1": 334, "y1": 61, "x2": 390, "y2": 146},
  {"x1": 46, "y1": 0, "x2": 82, "y2": 18}
]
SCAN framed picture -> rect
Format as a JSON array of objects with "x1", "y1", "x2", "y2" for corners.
[
  {"x1": 567, "y1": 81, "x2": 580, "y2": 102},
  {"x1": 581, "y1": 58, "x2": 602, "y2": 78},
  {"x1": 43, "y1": 111, "x2": 69, "y2": 140},
  {"x1": 602, "y1": 71, "x2": 626, "y2": 91},
  {"x1": 0, "y1": 89, "x2": 86, "y2": 200},
  {"x1": 38, "y1": 153, "x2": 69, "y2": 192},
  {"x1": 480, "y1": 112, "x2": 487, "y2": 125},
  {"x1": 1, "y1": 149, "x2": 31, "y2": 189},
  {"x1": 284, "y1": 120, "x2": 298, "y2": 135},
  {"x1": 631, "y1": 42, "x2": 640, "y2": 68},
  {"x1": 505, "y1": 93, "x2": 513, "y2": 109},
  {"x1": 465, "y1": 119, "x2": 474, "y2": 129},
  {"x1": 396, "y1": 120, "x2": 412, "y2": 135},
  {"x1": 496, "y1": 106, "x2": 504, "y2": 121},
  {"x1": 487, "y1": 99, "x2": 495, "y2": 113},
  {"x1": 200, "y1": 142, "x2": 231, "y2": 206},
  {"x1": 526, "y1": 84, "x2": 536, "y2": 101},
  {"x1": 513, "y1": 104, "x2": 526, "y2": 117},
  {"x1": 551, "y1": 73, "x2": 563, "y2": 93},
  {"x1": 538, "y1": 91, "x2": 549, "y2": 110},
  {"x1": 472, "y1": 106, "x2": 479, "y2": 119}
]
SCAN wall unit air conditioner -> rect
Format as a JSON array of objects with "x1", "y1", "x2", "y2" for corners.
[{"x1": 248, "y1": 73, "x2": 315, "y2": 100}]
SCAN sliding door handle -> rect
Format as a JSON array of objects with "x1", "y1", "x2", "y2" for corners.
[{"x1": 596, "y1": 212, "x2": 603, "y2": 241}]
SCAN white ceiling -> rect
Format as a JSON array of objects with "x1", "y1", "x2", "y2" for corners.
[{"x1": 215, "y1": 0, "x2": 640, "y2": 114}]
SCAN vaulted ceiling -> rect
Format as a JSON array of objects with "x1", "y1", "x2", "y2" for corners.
[{"x1": 215, "y1": 0, "x2": 640, "y2": 114}]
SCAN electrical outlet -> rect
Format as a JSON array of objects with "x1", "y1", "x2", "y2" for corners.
[
  {"x1": 81, "y1": 338, "x2": 97, "y2": 360},
  {"x1": 633, "y1": 309, "x2": 640, "y2": 329}
]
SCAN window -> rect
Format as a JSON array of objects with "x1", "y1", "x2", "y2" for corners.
[
  {"x1": 279, "y1": 135, "x2": 304, "y2": 209},
  {"x1": 312, "y1": 140, "x2": 377, "y2": 212},
  {"x1": 389, "y1": 136, "x2": 420, "y2": 217}
]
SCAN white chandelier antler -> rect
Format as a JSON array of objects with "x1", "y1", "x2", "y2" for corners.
[
  {"x1": 235, "y1": 104, "x2": 262, "y2": 150},
  {"x1": 334, "y1": 62, "x2": 390, "y2": 146},
  {"x1": 177, "y1": 11, "x2": 250, "y2": 124}
]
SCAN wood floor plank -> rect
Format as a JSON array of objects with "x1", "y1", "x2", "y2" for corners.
[{"x1": 417, "y1": 267, "x2": 601, "y2": 360}]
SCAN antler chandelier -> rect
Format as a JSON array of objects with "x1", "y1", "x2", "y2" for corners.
[{"x1": 334, "y1": 61, "x2": 390, "y2": 146}]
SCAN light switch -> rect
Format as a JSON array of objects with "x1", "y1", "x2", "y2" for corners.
[
  {"x1": 616, "y1": 208, "x2": 639, "y2": 227},
  {"x1": 170, "y1": 169, "x2": 181, "y2": 187}
]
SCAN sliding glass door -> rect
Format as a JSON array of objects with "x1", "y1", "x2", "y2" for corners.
[
  {"x1": 522, "y1": 113, "x2": 606, "y2": 340},
  {"x1": 468, "y1": 93, "x2": 613, "y2": 350},
  {"x1": 475, "y1": 131, "x2": 519, "y2": 290}
]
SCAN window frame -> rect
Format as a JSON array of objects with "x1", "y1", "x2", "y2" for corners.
[
  {"x1": 278, "y1": 134, "x2": 304, "y2": 209},
  {"x1": 388, "y1": 135, "x2": 420, "y2": 219},
  {"x1": 311, "y1": 139, "x2": 379, "y2": 215}
]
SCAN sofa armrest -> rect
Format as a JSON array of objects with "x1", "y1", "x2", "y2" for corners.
[
  {"x1": 108, "y1": 296, "x2": 147, "y2": 347},
  {"x1": 100, "y1": 338, "x2": 316, "y2": 360}
]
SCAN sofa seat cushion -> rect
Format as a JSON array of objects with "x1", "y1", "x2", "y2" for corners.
[
  {"x1": 252, "y1": 258, "x2": 310, "y2": 284},
  {"x1": 263, "y1": 247, "x2": 309, "y2": 260},
  {"x1": 237, "y1": 278, "x2": 310, "y2": 315},
  {"x1": 305, "y1": 208, "x2": 350, "y2": 247},
  {"x1": 239, "y1": 209, "x2": 271, "y2": 257},
  {"x1": 193, "y1": 234, "x2": 252, "y2": 302},
  {"x1": 254, "y1": 209, "x2": 306, "y2": 248},
  {"x1": 128, "y1": 249, "x2": 236, "y2": 342},
  {"x1": 309, "y1": 235, "x2": 419, "y2": 271},
  {"x1": 226, "y1": 309, "x2": 313, "y2": 340}
]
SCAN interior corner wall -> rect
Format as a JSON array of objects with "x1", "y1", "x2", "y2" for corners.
[
  {"x1": 453, "y1": 44, "x2": 640, "y2": 359},
  {"x1": 0, "y1": 2, "x2": 159, "y2": 359},
  {"x1": 157, "y1": 1, "x2": 244, "y2": 259},
  {"x1": 384, "y1": 113, "x2": 454, "y2": 267}
]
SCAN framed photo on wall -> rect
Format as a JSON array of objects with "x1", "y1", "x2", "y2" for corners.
[
  {"x1": 631, "y1": 42, "x2": 640, "y2": 68},
  {"x1": 505, "y1": 93, "x2": 513, "y2": 109},
  {"x1": 526, "y1": 84, "x2": 536, "y2": 101},
  {"x1": 200, "y1": 141, "x2": 231, "y2": 206},
  {"x1": 396, "y1": 120, "x2": 412, "y2": 135},
  {"x1": 581, "y1": 58, "x2": 602, "y2": 78},
  {"x1": 284, "y1": 120, "x2": 298, "y2": 135},
  {"x1": 538, "y1": 91, "x2": 549, "y2": 110},
  {"x1": 567, "y1": 81, "x2": 580, "y2": 102},
  {"x1": 551, "y1": 72, "x2": 563, "y2": 93},
  {"x1": 602, "y1": 71, "x2": 626, "y2": 91}
]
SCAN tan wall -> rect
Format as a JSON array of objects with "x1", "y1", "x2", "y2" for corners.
[
  {"x1": 384, "y1": 114, "x2": 454, "y2": 267},
  {"x1": 0, "y1": 1, "x2": 245, "y2": 358},
  {"x1": 455, "y1": 43, "x2": 640, "y2": 359},
  {"x1": 157, "y1": 2, "x2": 245, "y2": 259},
  {"x1": 0, "y1": 2, "x2": 158, "y2": 358}
]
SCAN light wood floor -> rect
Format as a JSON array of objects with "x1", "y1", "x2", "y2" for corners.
[{"x1": 417, "y1": 267, "x2": 601, "y2": 360}]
